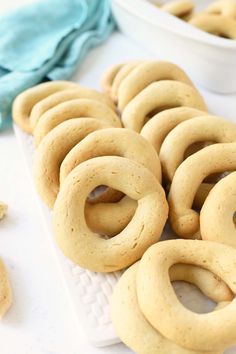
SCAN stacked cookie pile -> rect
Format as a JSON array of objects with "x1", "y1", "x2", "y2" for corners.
[
  {"x1": 13, "y1": 60, "x2": 236, "y2": 353},
  {"x1": 157, "y1": 0, "x2": 236, "y2": 40}
]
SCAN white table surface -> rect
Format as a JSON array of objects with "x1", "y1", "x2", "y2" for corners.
[{"x1": 1, "y1": 1, "x2": 236, "y2": 354}]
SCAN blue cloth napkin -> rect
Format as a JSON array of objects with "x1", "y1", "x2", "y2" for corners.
[{"x1": 0, "y1": 0, "x2": 115, "y2": 130}]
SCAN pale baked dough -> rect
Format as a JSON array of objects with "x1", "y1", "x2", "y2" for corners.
[
  {"x1": 53, "y1": 156, "x2": 168, "y2": 272},
  {"x1": 200, "y1": 172, "x2": 236, "y2": 248},
  {"x1": 189, "y1": 13, "x2": 236, "y2": 39},
  {"x1": 100, "y1": 61, "x2": 142, "y2": 102},
  {"x1": 0, "y1": 259, "x2": 12, "y2": 318},
  {"x1": 33, "y1": 98, "x2": 121, "y2": 146},
  {"x1": 168, "y1": 143, "x2": 236, "y2": 239},
  {"x1": 33, "y1": 118, "x2": 109, "y2": 208},
  {"x1": 30, "y1": 87, "x2": 115, "y2": 130},
  {"x1": 137, "y1": 239, "x2": 236, "y2": 352},
  {"x1": 60, "y1": 127, "x2": 162, "y2": 203},
  {"x1": 12, "y1": 81, "x2": 79, "y2": 133},
  {"x1": 0, "y1": 201, "x2": 7, "y2": 220},
  {"x1": 85, "y1": 196, "x2": 137, "y2": 237},
  {"x1": 117, "y1": 61, "x2": 194, "y2": 111},
  {"x1": 206, "y1": 0, "x2": 236, "y2": 18},
  {"x1": 161, "y1": 0, "x2": 194, "y2": 18},
  {"x1": 111, "y1": 260, "x2": 231, "y2": 354},
  {"x1": 140, "y1": 106, "x2": 205, "y2": 153},
  {"x1": 159, "y1": 115, "x2": 236, "y2": 181},
  {"x1": 121, "y1": 80, "x2": 207, "y2": 132},
  {"x1": 100, "y1": 62, "x2": 125, "y2": 96}
]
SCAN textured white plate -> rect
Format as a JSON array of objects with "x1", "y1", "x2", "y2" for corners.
[{"x1": 13, "y1": 125, "x2": 123, "y2": 347}]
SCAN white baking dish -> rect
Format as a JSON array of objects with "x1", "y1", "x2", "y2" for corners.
[{"x1": 112, "y1": 0, "x2": 236, "y2": 93}]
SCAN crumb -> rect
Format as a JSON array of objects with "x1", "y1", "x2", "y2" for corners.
[{"x1": 0, "y1": 201, "x2": 7, "y2": 220}]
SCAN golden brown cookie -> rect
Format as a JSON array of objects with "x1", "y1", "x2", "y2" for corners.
[
  {"x1": 159, "y1": 115, "x2": 236, "y2": 182},
  {"x1": 60, "y1": 127, "x2": 162, "y2": 203},
  {"x1": 140, "y1": 107, "x2": 205, "y2": 153},
  {"x1": 33, "y1": 118, "x2": 109, "y2": 208},
  {"x1": 137, "y1": 239, "x2": 236, "y2": 352},
  {"x1": 0, "y1": 259, "x2": 12, "y2": 318},
  {"x1": 0, "y1": 201, "x2": 7, "y2": 220},
  {"x1": 206, "y1": 0, "x2": 236, "y2": 18},
  {"x1": 168, "y1": 143, "x2": 236, "y2": 239},
  {"x1": 200, "y1": 172, "x2": 236, "y2": 248},
  {"x1": 111, "y1": 260, "x2": 230, "y2": 354},
  {"x1": 53, "y1": 156, "x2": 168, "y2": 272},
  {"x1": 30, "y1": 87, "x2": 115, "y2": 130},
  {"x1": 33, "y1": 98, "x2": 121, "y2": 146},
  {"x1": 122, "y1": 80, "x2": 207, "y2": 132},
  {"x1": 161, "y1": 0, "x2": 194, "y2": 18},
  {"x1": 189, "y1": 13, "x2": 236, "y2": 39},
  {"x1": 117, "y1": 61, "x2": 194, "y2": 111},
  {"x1": 12, "y1": 80, "x2": 79, "y2": 133}
]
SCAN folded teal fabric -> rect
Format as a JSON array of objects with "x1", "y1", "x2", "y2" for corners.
[{"x1": 0, "y1": 0, "x2": 115, "y2": 130}]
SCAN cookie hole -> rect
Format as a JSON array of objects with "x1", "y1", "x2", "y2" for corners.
[
  {"x1": 87, "y1": 185, "x2": 124, "y2": 204},
  {"x1": 178, "y1": 10, "x2": 193, "y2": 19},
  {"x1": 233, "y1": 212, "x2": 236, "y2": 228},
  {"x1": 204, "y1": 171, "x2": 231, "y2": 184},
  {"x1": 193, "y1": 171, "x2": 234, "y2": 210},
  {"x1": 85, "y1": 185, "x2": 138, "y2": 238},
  {"x1": 172, "y1": 280, "x2": 216, "y2": 314},
  {"x1": 168, "y1": 264, "x2": 233, "y2": 314},
  {"x1": 219, "y1": 33, "x2": 231, "y2": 40},
  {"x1": 184, "y1": 141, "x2": 213, "y2": 159},
  {"x1": 144, "y1": 105, "x2": 176, "y2": 124},
  {"x1": 87, "y1": 185, "x2": 108, "y2": 201}
]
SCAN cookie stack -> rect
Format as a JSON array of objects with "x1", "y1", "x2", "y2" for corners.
[{"x1": 13, "y1": 59, "x2": 236, "y2": 353}]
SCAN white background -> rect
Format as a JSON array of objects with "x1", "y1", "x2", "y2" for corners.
[{"x1": 1, "y1": 1, "x2": 236, "y2": 354}]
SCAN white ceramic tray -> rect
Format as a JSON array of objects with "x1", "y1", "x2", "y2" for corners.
[
  {"x1": 13, "y1": 32, "x2": 236, "y2": 352},
  {"x1": 112, "y1": 0, "x2": 236, "y2": 94}
]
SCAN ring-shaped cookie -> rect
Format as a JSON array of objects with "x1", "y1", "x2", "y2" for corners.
[
  {"x1": 117, "y1": 61, "x2": 194, "y2": 111},
  {"x1": 189, "y1": 14, "x2": 236, "y2": 39},
  {"x1": 140, "y1": 107, "x2": 205, "y2": 153},
  {"x1": 161, "y1": 0, "x2": 194, "y2": 18},
  {"x1": 60, "y1": 128, "x2": 162, "y2": 203},
  {"x1": 53, "y1": 156, "x2": 168, "y2": 272},
  {"x1": 0, "y1": 259, "x2": 12, "y2": 318},
  {"x1": 159, "y1": 115, "x2": 236, "y2": 181},
  {"x1": 112, "y1": 261, "x2": 231, "y2": 354},
  {"x1": 30, "y1": 87, "x2": 115, "y2": 129},
  {"x1": 33, "y1": 118, "x2": 109, "y2": 208},
  {"x1": 12, "y1": 80, "x2": 79, "y2": 133},
  {"x1": 33, "y1": 98, "x2": 121, "y2": 146},
  {"x1": 200, "y1": 172, "x2": 236, "y2": 248},
  {"x1": 122, "y1": 81, "x2": 207, "y2": 132},
  {"x1": 100, "y1": 63, "x2": 124, "y2": 95},
  {"x1": 137, "y1": 239, "x2": 236, "y2": 352},
  {"x1": 168, "y1": 143, "x2": 236, "y2": 239},
  {"x1": 206, "y1": 0, "x2": 236, "y2": 18},
  {"x1": 109, "y1": 61, "x2": 142, "y2": 102}
]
